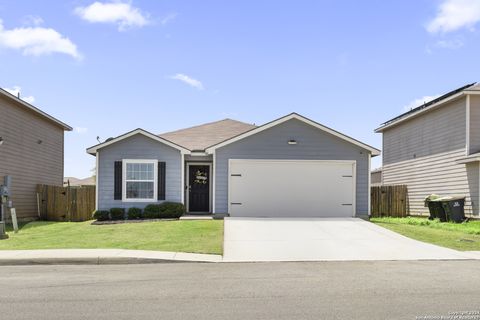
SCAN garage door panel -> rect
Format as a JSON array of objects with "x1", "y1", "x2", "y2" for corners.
[{"x1": 229, "y1": 160, "x2": 355, "y2": 217}]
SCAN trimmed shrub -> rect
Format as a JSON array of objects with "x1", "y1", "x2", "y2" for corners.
[
  {"x1": 110, "y1": 207, "x2": 125, "y2": 220},
  {"x1": 127, "y1": 207, "x2": 142, "y2": 220},
  {"x1": 158, "y1": 202, "x2": 185, "y2": 219},
  {"x1": 93, "y1": 210, "x2": 110, "y2": 221},
  {"x1": 142, "y1": 203, "x2": 184, "y2": 219},
  {"x1": 143, "y1": 204, "x2": 161, "y2": 219}
]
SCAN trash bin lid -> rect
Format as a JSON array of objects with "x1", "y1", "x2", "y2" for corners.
[
  {"x1": 424, "y1": 194, "x2": 442, "y2": 202},
  {"x1": 435, "y1": 195, "x2": 466, "y2": 202},
  {"x1": 445, "y1": 195, "x2": 466, "y2": 201},
  {"x1": 435, "y1": 196, "x2": 451, "y2": 201}
]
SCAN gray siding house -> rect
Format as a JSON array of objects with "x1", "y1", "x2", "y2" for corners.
[
  {"x1": 0, "y1": 88, "x2": 72, "y2": 220},
  {"x1": 376, "y1": 83, "x2": 480, "y2": 216},
  {"x1": 88, "y1": 113, "x2": 379, "y2": 218}
]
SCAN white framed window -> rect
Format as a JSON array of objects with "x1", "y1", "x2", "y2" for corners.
[{"x1": 122, "y1": 159, "x2": 157, "y2": 201}]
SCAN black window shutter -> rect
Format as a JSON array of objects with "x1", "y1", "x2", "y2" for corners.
[
  {"x1": 114, "y1": 161, "x2": 122, "y2": 200},
  {"x1": 158, "y1": 161, "x2": 166, "y2": 200}
]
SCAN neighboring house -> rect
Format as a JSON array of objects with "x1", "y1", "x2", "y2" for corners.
[
  {"x1": 0, "y1": 88, "x2": 72, "y2": 220},
  {"x1": 64, "y1": 176, "x2": 95, "y2": 187},
  {"x1": 87, "y1": 113, "x2": 380, "y2": 218},
  {"x1": 371, "y1": 168, "x2": 382, "y2": 186},
  {"x1": 375, "y1": 83, "x2": 480, "y2": 216}
]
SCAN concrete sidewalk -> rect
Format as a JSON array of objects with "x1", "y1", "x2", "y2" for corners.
[
  {"x1": 0, "y1": 248, "x2": 479, "y2": 265},
  {"x1": 0, "y1": 249, "x2": 222, "y2": 265}
]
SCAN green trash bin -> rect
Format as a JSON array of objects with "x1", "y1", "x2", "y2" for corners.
[
  {"x1": 440, "y1": 196, "x2": 466, "y2": 223},
  {"x1": 424, "y1": 194, "x2": 445, "y2": 221}
]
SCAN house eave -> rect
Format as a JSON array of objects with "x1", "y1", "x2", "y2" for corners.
[
  {"x1": 189, "y1": 151, "x2": 209, "y2": 156},
  {"x1": 0, "y1": 88, "x2": 72, "y2": 131},
  {"x1": 455, "y1": 154, "x2": 480, "y2": 164},
  {"x1": 375, "y1": 91, "x2": 466, "y2": 133},
  {"x1": 86, "y1": 128, "x2": 191, "y2": 156}
]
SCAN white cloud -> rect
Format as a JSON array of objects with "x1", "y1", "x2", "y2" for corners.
[
  {"x1": 161, "y1": 13, "x2": 177, "y2": 25},
  {"x1": 402, "y1": 95, "x2": 440, "y2": 112},
  {"x1": 425, "y1": 37, "x2": 464, "y2": 54},
  {"x1": 3, "y1": 86, "x2": 35, "y2": 104},
  {"x1": 74, "y1": 1, "x2": 150, "y2": 31},
  {"x1": 21, "y1": 95, "x2": 35, "y2": 104},
  {"x1": 74, "y1": 127, "x2": 88, "y2": 134},
  {"x1": 170, "y1": 73, "x2": 204, "y2": 90},
  {"x1": 0, "y1": 19, "x2": 82, "y2": 60},
  {"x1": 427, "y1": 0, "x2": 480, "y2": 33},
  {"x1": 22, "y1": 15, "x2": 44, "y2": 27},
  {"x1": 435, "y1": 37, "x2": 464, "y2": 49}
]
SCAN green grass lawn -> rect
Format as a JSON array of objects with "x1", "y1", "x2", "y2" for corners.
[
  {"x1": 0, "y1": 220, "x2": 224, "y2": 254},
  {"x1": 371, "y1": 217, "x2": 480, "y2": 251}
]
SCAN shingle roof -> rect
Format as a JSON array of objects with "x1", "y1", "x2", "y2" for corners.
[
  {"x1": 64, "y1": 176, "x2": 95, "y2": 186},
  {"x1": 158, "y1": 119, "x2": 257, "y2": 151}
]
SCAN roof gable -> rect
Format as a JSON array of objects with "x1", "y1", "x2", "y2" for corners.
[
  {"x1": 205, "y1": 113, "x2": 381, "y2": 156},
  {"x1": 86, "y1": 129, "x2": 190, "y2": 155}
]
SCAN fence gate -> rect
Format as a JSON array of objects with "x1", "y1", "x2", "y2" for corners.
[
  {"x1": 371, "y1": 185, "x2": 408, "y2": 217},
  {"x1": 37, "y1": 185, "x2": 96, "y2": 222}
]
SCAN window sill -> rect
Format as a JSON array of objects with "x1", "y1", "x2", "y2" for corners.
[{"x1": 122, "y1": 198, "x2": 158, "y2": 202}]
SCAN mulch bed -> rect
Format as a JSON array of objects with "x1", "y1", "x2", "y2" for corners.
[{"x1": 91, "y1": 218, "x2": 177, "y2": 225}]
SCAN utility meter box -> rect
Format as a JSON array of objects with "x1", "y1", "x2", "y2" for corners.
[{"x1": 0, "y1": 185, "x2": 9, "y2": 197}]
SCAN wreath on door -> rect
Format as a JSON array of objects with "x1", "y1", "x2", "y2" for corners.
[{"x1": 194, "y1": 170, "x2": 208, "y2": 184}]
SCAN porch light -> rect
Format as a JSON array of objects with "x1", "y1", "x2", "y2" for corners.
[
  {"x1": 288, "y1": 139, "x2": 297, "y2": 145},
  {"x1": 0, "y1": 137, "x2": 3, "y2": 146}
]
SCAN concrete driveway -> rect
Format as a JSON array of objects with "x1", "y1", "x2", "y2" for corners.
[{"x1": 223, "y1": 217, "x2": 475, "y2": 262}]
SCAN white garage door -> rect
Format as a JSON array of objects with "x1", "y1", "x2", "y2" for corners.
[{"x1": 228, "y1": 160, "x2": 355, "y2": 217}]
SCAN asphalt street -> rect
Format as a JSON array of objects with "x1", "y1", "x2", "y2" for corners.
[{"x1": 0, "y1": 260, "x2": 479, "y2": 320}]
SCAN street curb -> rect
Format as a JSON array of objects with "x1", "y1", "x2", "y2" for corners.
[
  {"x1": 0, "y1": 257, "x2": 207, "y2": 266},
  {"x1": 0, "y1": 249, "x2": 223, "y2": 265}
]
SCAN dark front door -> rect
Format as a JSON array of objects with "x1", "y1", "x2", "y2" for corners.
[{"x1": 188, "y1": 165, "x2": 210, "y2": 212}]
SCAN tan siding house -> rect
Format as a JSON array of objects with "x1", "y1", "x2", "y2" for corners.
[
  {"x1": 469, "y1": 95, "x2": 480, "y2": 154},
  {"x1": 371, "y1": 168, "x2": 382, "y2": 185},
  {"x1": 376, "y1": 83, "x2": 480, "y2": 217},
  {"x1": 0, "y1": 89, "x2": 71, "y2": 220}
]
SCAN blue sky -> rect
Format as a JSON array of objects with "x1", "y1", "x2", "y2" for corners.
[{"x1": 1, "y1": 0, "x2": 480, "y2": 177}]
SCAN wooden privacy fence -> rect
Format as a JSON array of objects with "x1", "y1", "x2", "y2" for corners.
[
  {"x1": 371, "y1": 185, "x2": 408, "y2": 217},
  {"x1": 36, "y1": 185, "x2": 95, "y2": 222}
]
